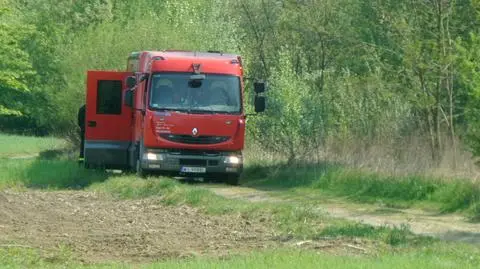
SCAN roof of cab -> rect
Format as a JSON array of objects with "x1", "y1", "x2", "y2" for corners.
[{"x1": 128, "y1": 50, "x2": 239, "y2": 60}]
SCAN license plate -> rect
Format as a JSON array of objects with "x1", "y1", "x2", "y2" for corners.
[{"x1": 181, "y1": 166, "x2": 206, "y2": 173}]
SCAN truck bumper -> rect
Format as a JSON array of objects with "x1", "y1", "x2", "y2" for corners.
[{"x1": 139, "y1": 149, "x2": 243, "y2": 175}]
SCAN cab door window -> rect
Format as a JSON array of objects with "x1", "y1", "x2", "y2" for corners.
[{"x1": 97, "y1": 80, "x2": 122, "y2": 115}]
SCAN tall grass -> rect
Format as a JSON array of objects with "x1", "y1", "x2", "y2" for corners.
[{"x1": 243, "y1": 163, "x2": 480, "y2": 218}]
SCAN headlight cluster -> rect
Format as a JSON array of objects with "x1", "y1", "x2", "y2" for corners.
[
  {"x1": 144, "y1": 152, "x2": 164, "y2": 161},
  {"x1": 224, "y1": 156, "x2": 241, "y2": 164}
]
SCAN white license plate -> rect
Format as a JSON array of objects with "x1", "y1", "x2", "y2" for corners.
[{"x1": 181, "y1": 166, "x2": 206, "y2": 173}]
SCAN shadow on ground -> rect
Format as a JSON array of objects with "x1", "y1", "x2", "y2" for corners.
[
  {"x1": 437, "y1": 231, "x2": 480, "y2": 244},
  {"x1": 19, "y1": 149, "x2": 110, "y2": 189},
  {"x1": 38, "y1": 149, "x2": 71, "y2": 160}
]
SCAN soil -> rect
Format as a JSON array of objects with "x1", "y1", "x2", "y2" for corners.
[
  {"x1": 2, "y1": 183, "x2": 477, "y2": 264},
  {"x1": 207, "y1": 186, "x2": 480, "y2": 244},
  {"x1": 0, "y1": 190, "x2": 277, "y2": 263},
  {"x1": 0, "y1": 188, "x2": 384, "y2": 263}
]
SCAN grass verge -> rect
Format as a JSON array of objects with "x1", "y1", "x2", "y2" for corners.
[
  {"x1": 242, "y1": 163, "x2": 480, "y2": 219},
  {"x1": 1, "y1": 244, "x2": 479, "y2": 269}
]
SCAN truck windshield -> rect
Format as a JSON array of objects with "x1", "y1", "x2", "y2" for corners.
[{"x1": 149, "y1": 73, "x2": 241, "y2": 114}]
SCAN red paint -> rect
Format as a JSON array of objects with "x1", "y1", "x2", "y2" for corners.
[
  {"x1": 85, "y1": 71, "x2": 132, "y2": 142},
  {"x1": 143, "y1": 112, "x2": 245, "y2": 151}
]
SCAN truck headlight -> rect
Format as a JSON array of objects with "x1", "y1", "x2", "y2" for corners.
[
  {"x1": 224, "y1": 156, "x2": 241, "y2": 164},
  {"x1": 144, "y1": 153, "x2": 164, "y2": 161}
]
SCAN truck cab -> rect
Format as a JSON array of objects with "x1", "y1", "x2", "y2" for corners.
[{"x1": 83, "y1": 51, "x2": 265, "y2": 185}]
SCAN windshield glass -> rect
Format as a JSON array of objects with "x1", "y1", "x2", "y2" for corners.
[{"x1": 149, "y1": 73, "x2": 241, "y2": 114}]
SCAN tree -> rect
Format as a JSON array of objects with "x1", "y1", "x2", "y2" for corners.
[{"x1": 0, "y1": 4, "x2": 35, "y2": 116}]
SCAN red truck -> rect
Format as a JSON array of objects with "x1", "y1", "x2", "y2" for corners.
[{"x1": 83, "y1": 50, "x2": 265, "y2": 185}]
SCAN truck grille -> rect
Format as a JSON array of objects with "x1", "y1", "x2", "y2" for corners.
[
  {"x1": 179, "y1": 159, "x2": 207, "y2": 166},
  {"x1": 169, "y1": 149, "x2": 221, "y2": 156},
  {"x1": 160, "y1": 134, "x2": 230, "y2": 145}
]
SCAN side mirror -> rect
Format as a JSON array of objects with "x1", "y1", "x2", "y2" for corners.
[
  {"x1": 124, "y1": 89, "x2": 134, "y2": 107},
  {"x1": 126, "y1": 76, "x2": 137, "y2": 88},
  {"x1": 254, "y1": 96, "x2": 266, "y2": 113},
  {"x1": 254, "y1": 81, "x2": 266, "y2": 94},
  {"x1": 139, "y1": 73, "x2": 149, "y2": 82}
]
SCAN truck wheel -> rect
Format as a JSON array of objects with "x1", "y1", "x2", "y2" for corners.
[
  {"x1": 225, "y1": 174, "x2": 240, "y2": 186},
  {"x1": 136, "y1": 159, "x2": 147, "y2": 178}
]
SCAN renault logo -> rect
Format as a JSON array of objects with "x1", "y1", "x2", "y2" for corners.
[{"x1": 192, "y1": 128, "x2": 199, "y2": 137}]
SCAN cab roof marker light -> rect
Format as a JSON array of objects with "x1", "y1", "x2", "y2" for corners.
[{"x1": 192, "y1": 63, "x2": 202, "y2": 74}]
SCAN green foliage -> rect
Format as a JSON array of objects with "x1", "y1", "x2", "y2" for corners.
[
  {"x1": 251, "y1": 50, "x2": 316, "y2": 161},
  {"x1": 240, "y1": 0, "x2": 465, "y2": 165},
  {"x1": 457, "y1": 33, "x2": 480, "y2": 158},
  {"x1": 3, "y1": 0, "x2": 480, "y2": 167},
  {"x1": 0, "y1": 3, "x2": 36, "y2": 116}
]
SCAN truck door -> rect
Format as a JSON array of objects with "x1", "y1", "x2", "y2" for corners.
[{"x1": 84, "y1": 71, "x2": 133, "y2": 168}]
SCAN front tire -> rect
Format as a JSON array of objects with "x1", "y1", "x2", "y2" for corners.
[{"x1": 225, "y1": 174, "x2": 240, "y2": 186}]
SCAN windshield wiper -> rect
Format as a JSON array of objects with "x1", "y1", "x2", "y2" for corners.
[
  {"x1": 212, "y1": 110, "x2": 239, "y2": 114},
  {"x1": 151, "y1": 107, "x2": 188, "y2": 113},
  {"x1": 188, "y1": 109, "x2": 216, "y2": 114},
  {"x1": 188, "y1": 110, "x2": 240, "y2": 115}
]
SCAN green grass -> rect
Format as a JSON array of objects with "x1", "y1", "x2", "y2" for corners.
[
  {"x1": 242, "y1": 163, "x2": 480, "y2": 219},
  {"x1": 0, "y1": 159, "x2": 107, "y2": 190},
  {"x1": 0, "y1": 133, "x2": 67, "y2": 157},
  {"x1": 1, "y1": 244, "x2": 479, "y2": 269}
]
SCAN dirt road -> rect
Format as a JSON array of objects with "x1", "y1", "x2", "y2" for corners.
[{"x1": 206, "y1": 185, "x2": 480, "y2": 244}]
